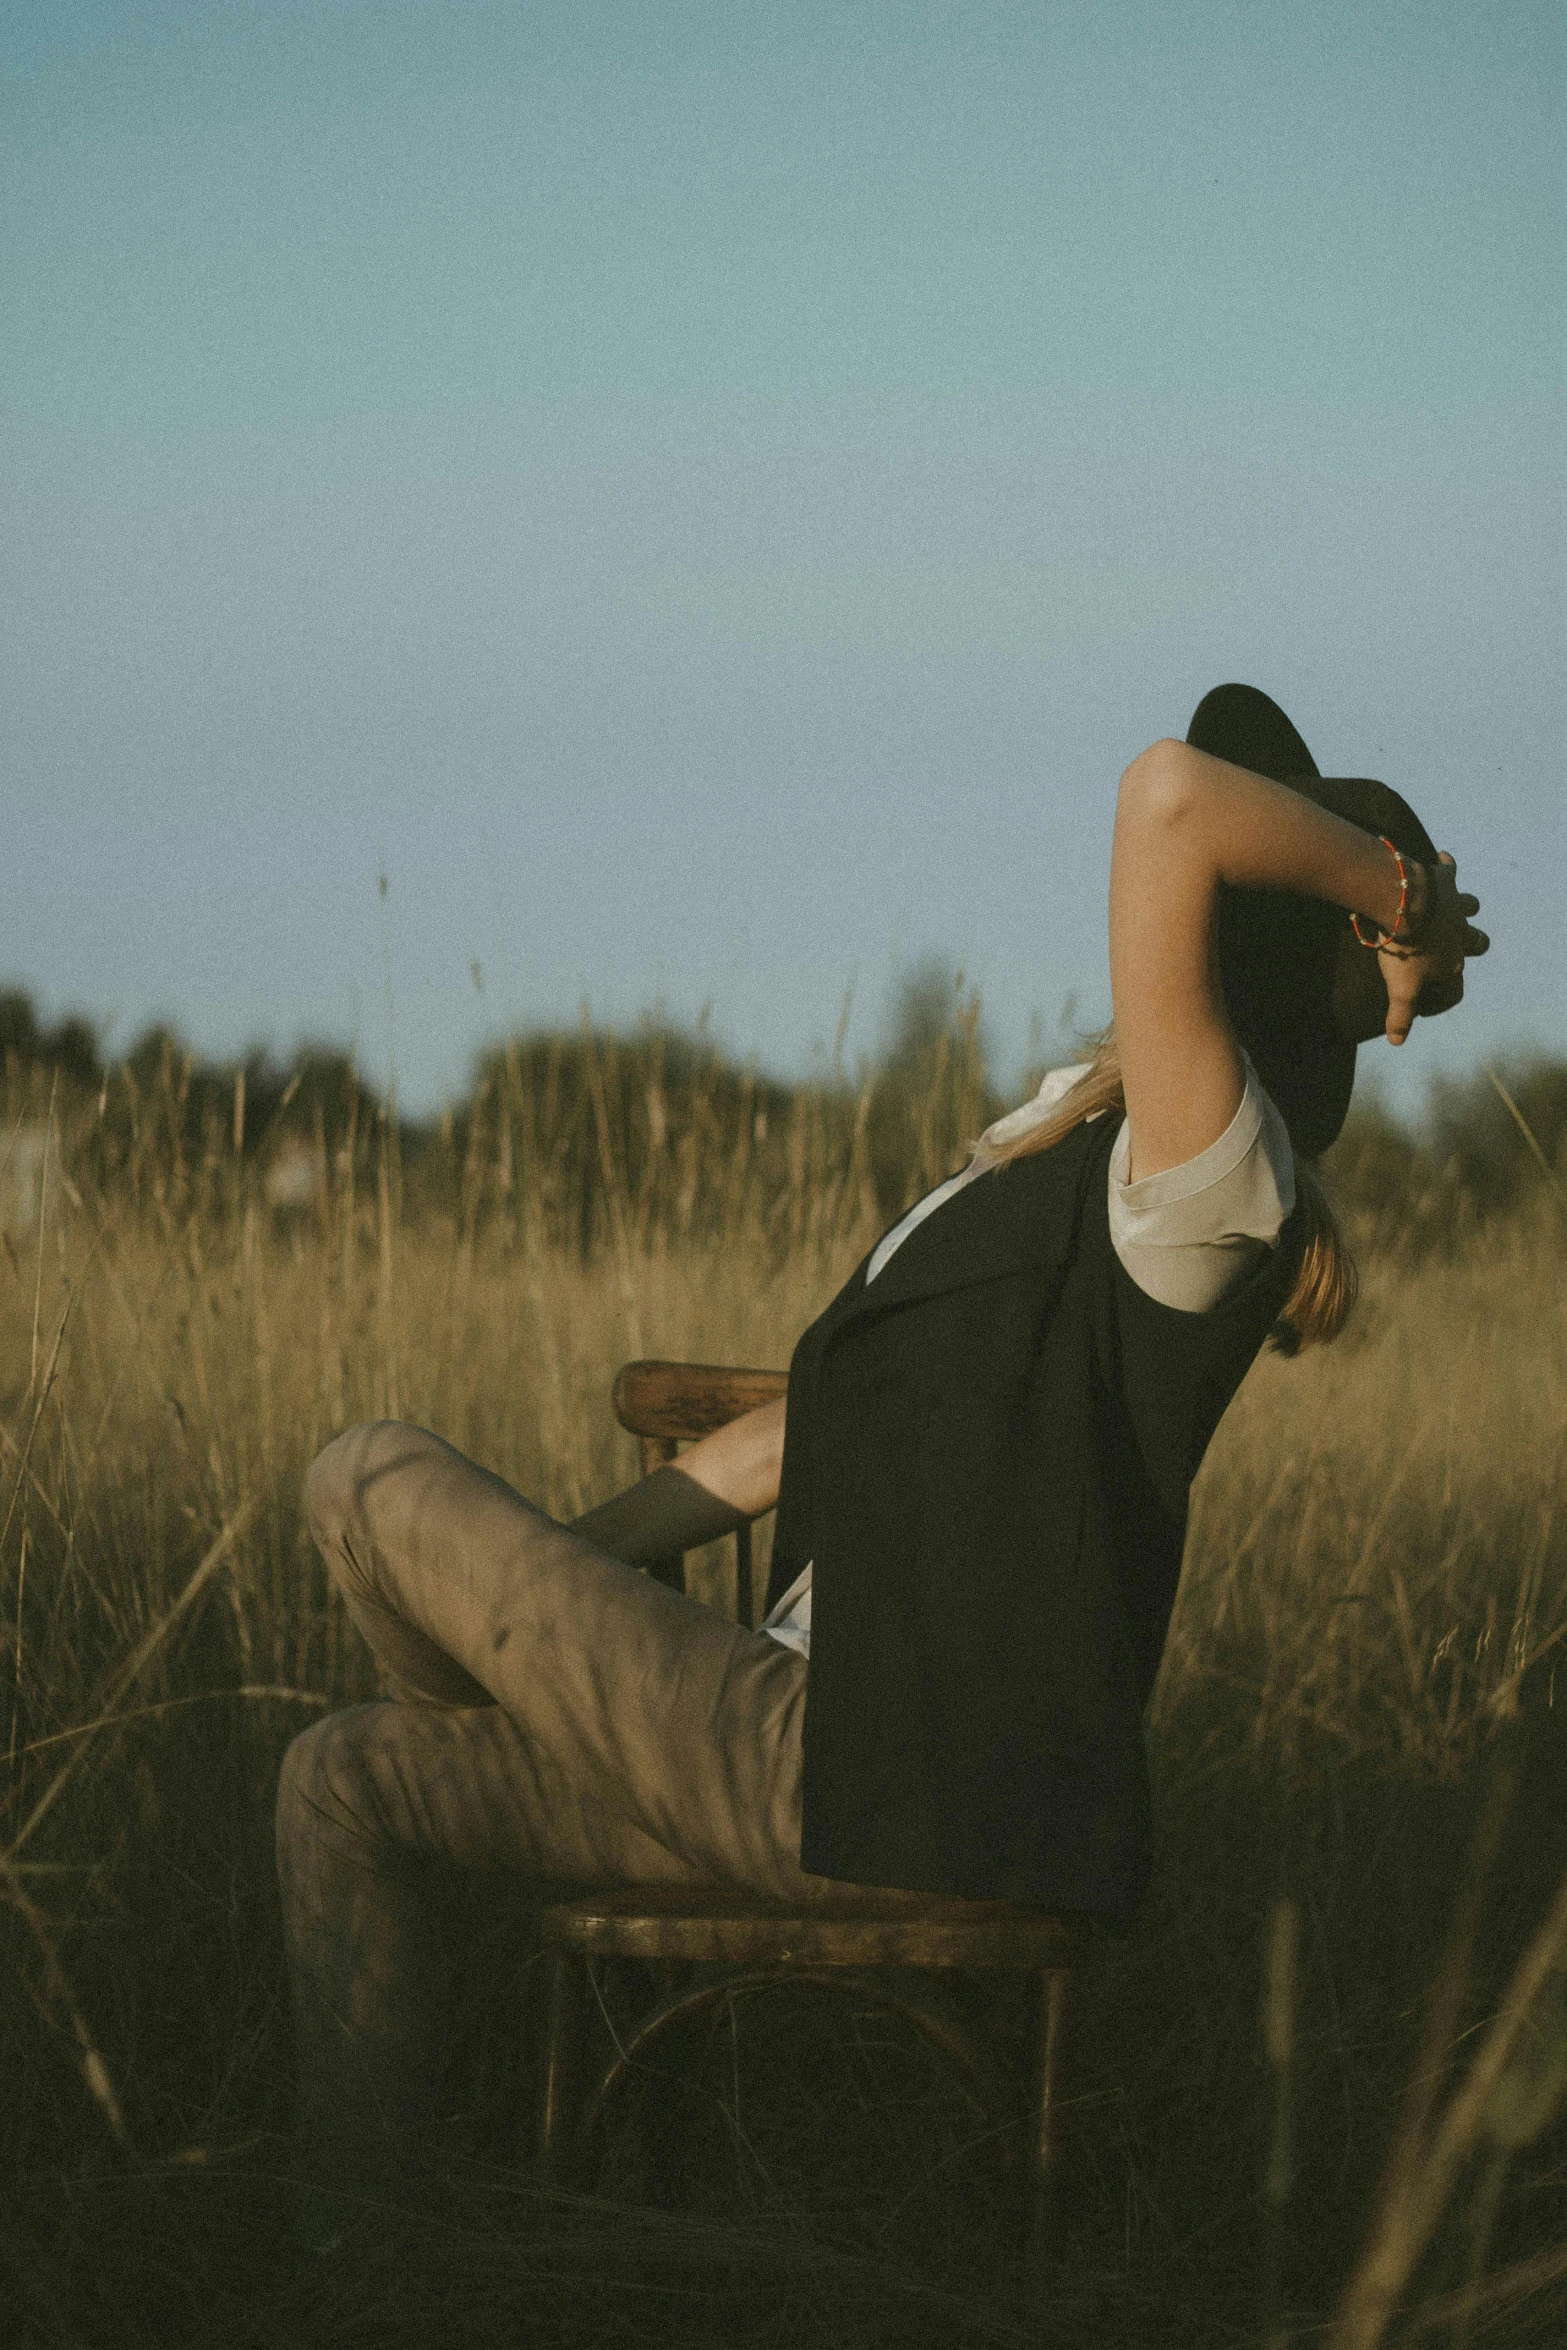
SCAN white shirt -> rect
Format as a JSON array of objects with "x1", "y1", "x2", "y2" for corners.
[{"x1": 761, "y1": 1059, "x2": 1295, "y2": 1656}]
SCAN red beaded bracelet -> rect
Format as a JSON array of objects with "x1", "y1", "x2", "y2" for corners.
[{"x1": 1351, "y1": 836, "x2": 1415, "y2": 950}]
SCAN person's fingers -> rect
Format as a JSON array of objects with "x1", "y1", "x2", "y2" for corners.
[
  {"x1": 1384, "y1": 965, "x2": 1422, "y2": 1045},
  {"x1": 1380, "y1": 844, "x2": 1486, "y2": 1038},
  {"x1": 1421, "y1": 864, "x2": 1488, "y2": 958}
]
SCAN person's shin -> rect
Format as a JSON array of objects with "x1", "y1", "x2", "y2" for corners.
[{"x1": 276, "y1": 1708, "x2": 460, "y2": 2232}]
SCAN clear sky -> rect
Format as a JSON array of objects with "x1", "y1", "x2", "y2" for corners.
[{"x1": 5, "y1": 0, "x2": 1562, "y2": 1111}]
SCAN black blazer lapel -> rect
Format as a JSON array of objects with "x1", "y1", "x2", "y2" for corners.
[{"x1": 830, "y1": 1127, "x2": 1102, "y2": 1337}]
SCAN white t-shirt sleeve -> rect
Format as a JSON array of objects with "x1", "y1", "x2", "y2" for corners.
[{"x1": 1108, "y1": 1064, "x2": 1296, "y2": 1312}]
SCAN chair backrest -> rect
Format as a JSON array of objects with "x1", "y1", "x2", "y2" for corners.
[{"x1": 612, "y1": 1358, "x2": 788, "y2": 1626}]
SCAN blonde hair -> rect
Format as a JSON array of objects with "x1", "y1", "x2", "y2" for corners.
[{"x1": 983, "y1": 1027, "x2": 1357, "y2": 1352}]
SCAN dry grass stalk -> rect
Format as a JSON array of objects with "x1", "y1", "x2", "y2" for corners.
[
  {"x1": 0, "y1": 1030, "x2": 1565, "y2": 2342},
  {"x1": 1331, "y1": 1853, "x2": 1567, "y2": 2349}
]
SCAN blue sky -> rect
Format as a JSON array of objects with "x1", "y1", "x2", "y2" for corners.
[{"x1": 4, "y1": 0, "x2": 1562, "y2": 1109}]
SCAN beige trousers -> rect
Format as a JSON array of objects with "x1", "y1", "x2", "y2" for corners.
[{"x1": 276, "y1": 1419, "x2": 827, "y2": 2188}]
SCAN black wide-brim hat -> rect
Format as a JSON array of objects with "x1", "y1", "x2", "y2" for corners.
[{"x1": 1185, "y1": 684, "x2": 1438, "y2": 1159}]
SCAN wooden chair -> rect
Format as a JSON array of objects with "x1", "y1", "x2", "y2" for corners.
[{"x1": 536, "y1": 1358, "x2": 1095, "y2": 2271}]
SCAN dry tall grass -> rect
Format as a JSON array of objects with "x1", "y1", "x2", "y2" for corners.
[{"x1": 2, "y1": 1040, "x2": 1566, "y2": 2349}]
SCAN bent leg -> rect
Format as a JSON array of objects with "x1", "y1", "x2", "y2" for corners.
[
  {"x1": 285, "y1": 1420, "x2": 824, "y2": 2216},
  {"x1": 304, "y1": 1419, "x2": 812, "y2": 1890}
]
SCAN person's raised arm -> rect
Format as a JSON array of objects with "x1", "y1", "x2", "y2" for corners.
[
  {"x1": 569, "y1": 1396, "x2": 786, "y2": 1567},
  {"x1": 1109, "y1": 738, "x2": 1486, "y2": 1181}
]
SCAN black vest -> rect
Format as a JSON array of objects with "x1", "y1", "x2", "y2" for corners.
[{"x1": 767, "y1": 1114, "x2": 1302, "y2": 1925}]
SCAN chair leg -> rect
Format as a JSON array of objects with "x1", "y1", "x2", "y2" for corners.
[
  {"x1": 1021, "y1": 1966, "x2": 1074, "y2": 2277},
  {"x1": 537, "y1": 1950, "x2": 587, "y2": 2184}
]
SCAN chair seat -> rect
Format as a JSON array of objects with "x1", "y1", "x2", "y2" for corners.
[{"x1": 540, "y1": 1884, "x2": 1091, "y2": 1971}]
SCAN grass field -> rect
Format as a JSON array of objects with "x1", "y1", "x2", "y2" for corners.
[{"x1": 2, "y1": 1036, "x2": 1566, "y2": 2349}]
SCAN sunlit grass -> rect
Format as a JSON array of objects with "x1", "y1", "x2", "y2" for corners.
[{"x1": 2, "y1": 1039, "x2": 1566, "y2": 2348}]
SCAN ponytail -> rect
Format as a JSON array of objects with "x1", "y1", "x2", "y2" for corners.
[{"x1": 1270, "y1": 1157, "x2": 1357, "y2": 1353}]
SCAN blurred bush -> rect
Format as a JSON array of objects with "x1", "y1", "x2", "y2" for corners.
[{"x1": 2, "y1": 982, "x2": 1562, "y2": 1255}]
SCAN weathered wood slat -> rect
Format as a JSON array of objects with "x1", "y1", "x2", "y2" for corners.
[
  {"x1": 542, "y1": 1886, "x2": 1090, "y2": 1971},
  {"x1": 612, "y1": 1359, "x2": 788, "y2": 1443}
]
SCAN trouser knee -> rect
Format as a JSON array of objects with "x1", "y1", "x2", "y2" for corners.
[
  {"x1": 304, "y1": 1422, "x2": 378, "y2": 1569},
  {"x1": 302, "y1": 1422, "x2": 494, "y2": 1710},
  {"x1": 276, "y1": 1708, "x2": 386, "y2": 1885},
  {"x1": 304, "y1": 1419, "x2": 429, "y2": 1604}
]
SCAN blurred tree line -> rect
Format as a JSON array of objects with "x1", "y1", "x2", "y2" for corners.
[{"x1": 2, "y1": 980, "x2": 1563, "y2": 1255}]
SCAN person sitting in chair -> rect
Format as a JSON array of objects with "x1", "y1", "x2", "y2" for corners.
[{"x1": 276, "y1": 682, "x2": 1487, "y2": 2215}]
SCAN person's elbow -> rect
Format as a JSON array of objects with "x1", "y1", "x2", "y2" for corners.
[{"x1": 1117, "y1": 738, "x2": 1203, "y2": 838}]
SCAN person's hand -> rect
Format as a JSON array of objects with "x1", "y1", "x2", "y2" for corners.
[{"x1": 1378, "y1": 852, "x2": 1489, "y2": 1045}]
